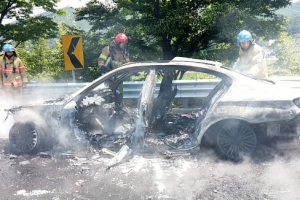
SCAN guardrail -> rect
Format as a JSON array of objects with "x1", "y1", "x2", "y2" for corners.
[
  {"x1": 18, "y1": 80, "x2": 220, "y2": 104},
  {"x1": 1, "y1": 77, "x2": 300, "y2": 103},
  {"x1": 122, "y1": 79, "x2": 220, "y2": 99}
]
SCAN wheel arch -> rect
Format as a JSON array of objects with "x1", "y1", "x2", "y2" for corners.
[
  {"x1": 9, "y1": 109, "x2": 54, "y2": 154},
  {"x1": 12, "y1": 109, "x2": 49, "y2": 128},
  {"x1": 199, "y1": 118, "x2": 266, "y2": 146}
]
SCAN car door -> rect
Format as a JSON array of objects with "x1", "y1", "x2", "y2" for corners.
[
  {"x1": 150, "y1": 66, "x2": 225, "y2": 150},
  {"x1": 74, "y1": 67, "x2": 156, "y2": 147}
]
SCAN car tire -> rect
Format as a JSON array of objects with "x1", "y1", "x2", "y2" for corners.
[
  {"x1": 9, "y1": 122, "x2": 53, "y2": 154},
  {"x1": 216, "y1": 120, "x2": 257, "y2": 161}
]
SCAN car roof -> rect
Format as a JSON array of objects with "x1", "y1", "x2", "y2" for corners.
[
  {"x1": 71, "y1": 57, "x2": 228, "y2": 98},
  {"x1": 120, "y1": 57, "x2": 224, "y2": 71},
  {"x1": 170, "y1": 57, "x2": 223, "y2": 67}
]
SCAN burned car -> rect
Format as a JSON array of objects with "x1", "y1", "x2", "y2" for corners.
[{"x1": 5, "y1": 57, "x2": 300, "y2": 160}]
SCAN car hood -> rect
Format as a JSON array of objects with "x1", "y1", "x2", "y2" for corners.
[{"x1": 4, "y1": 97, "x2": 67, "y2": 115}]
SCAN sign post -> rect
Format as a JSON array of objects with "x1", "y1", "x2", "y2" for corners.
[{"x1": 62, "y1": 35, "x2": 84, "y2": 82}]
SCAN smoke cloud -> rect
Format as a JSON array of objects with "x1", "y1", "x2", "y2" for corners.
[{"x1": 0, "y1": 102, "x2": 14, "y2": 139}]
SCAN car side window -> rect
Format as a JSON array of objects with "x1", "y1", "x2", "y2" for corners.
[{"x1": 155, "y1": 69, "x2": 222, "y2": 109}]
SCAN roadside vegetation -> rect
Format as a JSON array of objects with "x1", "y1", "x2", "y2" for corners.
[{"x1": 1, "y1": 0, "x2": 300, "y2": 82}]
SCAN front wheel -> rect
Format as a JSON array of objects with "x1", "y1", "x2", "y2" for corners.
[
  {"x1": 9, "y1": 122, "x2": 53, "y2": 154},
  {"x1": 216, "y1": 120, "x2": 257, "y2": 160}
]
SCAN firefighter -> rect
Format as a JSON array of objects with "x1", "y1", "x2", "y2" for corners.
[
  {"x1": 233, "y1": 30, "x2": 268, "y2": 79},
  {"x1": 0, "y1": 44, "x2": 28, "y2": 102},
  {"x1": 98, "y1": 33, "x2": 129, "y2": 75}
]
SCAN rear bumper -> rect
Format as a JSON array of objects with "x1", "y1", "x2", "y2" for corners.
[{"x1": 267, "y1": 114, "x2": 300, "y2": 137}]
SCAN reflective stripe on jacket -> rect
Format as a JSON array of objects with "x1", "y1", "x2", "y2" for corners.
[
  {"x1": 233, "y1": 43, "x2": 268, "y2": 79},
  {"x1": 0, "y1": 56, "x2": 28, "y2": 87},
  {"x1": 98, "y1": 42, "x2": 129, "y2": 70}
]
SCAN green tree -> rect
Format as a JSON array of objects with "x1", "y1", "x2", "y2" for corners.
[
  {"x1": 286, "y1": 17, "x2": 300, "y2": 35},
  {"x1": 75, "y1": 0, "x2": 291, "y2": 119},
  {"x1": 270, "y1": 32, "x2": 300, "y2": 76},
  {"x1": 17, "y1": 37, "x2": 65, "y2": 82},
  {"x1": 286, "y1": 17, "x2": 300, "y2": 55},
  {"x1": 0, "y1": 0, "x2": 65, "y2": 46},
  {"x1": 75, "y1": 0, "x2": 290, "y2": 61}
]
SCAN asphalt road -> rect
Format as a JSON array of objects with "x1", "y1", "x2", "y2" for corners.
[
  {"x1": 1, "y1": 136, "x2": 300, "y2": 200},
  {"x1": 2, "y1": 102, "x2": 300, "y2": 200}
]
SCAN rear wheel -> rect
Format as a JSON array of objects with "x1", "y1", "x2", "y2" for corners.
[
  {"x1": 216, "y1": 120, "x2": 257, "y2": 160},
  {"x1": 9, "y1": 122, "x2": 53, "y2": 154}
]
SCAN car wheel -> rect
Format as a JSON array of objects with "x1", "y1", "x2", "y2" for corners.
[
  {"x1": 216, "y1": 120, "x2": 257, "y2": 160},
  {"x1": 9, "y1": 122, "x2": 52, "y2": 154}
]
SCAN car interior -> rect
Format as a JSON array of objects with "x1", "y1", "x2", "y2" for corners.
[{"x1": 73, "y1": 66, "x2": 225, "y2": 150}]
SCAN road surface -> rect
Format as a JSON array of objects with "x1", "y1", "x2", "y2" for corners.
[{"x1": 1, "y1": 136, "x2": 300, "y2": 200}]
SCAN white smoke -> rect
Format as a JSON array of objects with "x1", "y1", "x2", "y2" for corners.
[{"x1": 0, "y1": 101, "x2": 14, "y2": 139}]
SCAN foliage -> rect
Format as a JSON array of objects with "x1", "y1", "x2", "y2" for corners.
[
  {"x1": 0, "y1": 0, "x2": 65, "y2": 47},
  {"x1": 275, "y1": 1, "x2": 300, "y2": 18},
  {"x1": 5, "y1": 0, "x2": 296, "y2": 83},
  {"x1": 17, "y1": 37, "x2": 65, "y2": 82},
  {"x1": 266, "y1": 16, "x2": 300, "y2": 76},
  {"x1": 269, "y1": 32, "x2": 300, "y2": 76},
  {"x1": 75, "y1": 0, "x2": 290, "y2": 62},
  {"x1": 286, "y1": 17, "x2": 300, "y2": 35},
  {"x1": 16, "y1": 21, "x2": 105, "y2": 83},
  {"x1": 285, "y1": 16, "x2": 300, "y2": 53}
]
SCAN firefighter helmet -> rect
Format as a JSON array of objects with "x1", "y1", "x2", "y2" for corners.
[
  {"x1": 2, "y1": 44, "x2": 15, "y2": 52},
  {"x1": 114, "y1": 33, "x2": 128, "y2": 44},
  {"x1": 237, "y1": 30, "x2": 253, "y2": 44}
]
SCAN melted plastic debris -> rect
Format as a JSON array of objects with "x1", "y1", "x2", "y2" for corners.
[{"x1": 82, "y1": 94, "x2": 105, "y2": 106}]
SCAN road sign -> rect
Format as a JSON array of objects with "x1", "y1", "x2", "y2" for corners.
[{"x1": 62, "y1": 35, "x2": 84, "y2": 71}]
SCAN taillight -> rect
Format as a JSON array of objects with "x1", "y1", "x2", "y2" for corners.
[{"x1": 293, "y1": 97, "x2": 300, "y2": 108}]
